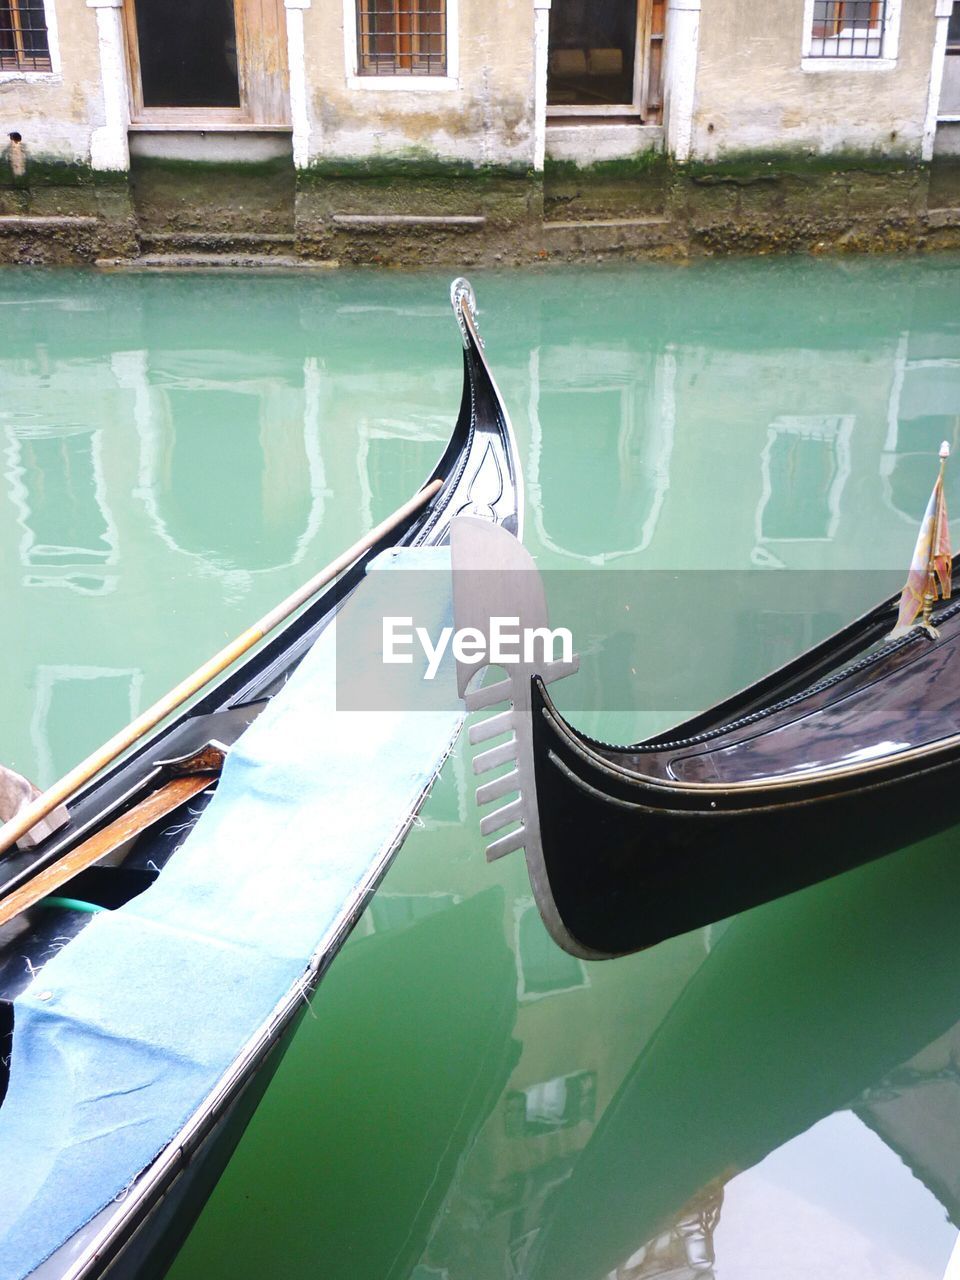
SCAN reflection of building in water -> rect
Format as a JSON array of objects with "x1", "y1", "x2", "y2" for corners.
[
  {"x1": 0, "y1": 281, "x2": 465, "y2": 784},
  {"x1": 882, "y1": 331, "x2": 960, "y2": 526},
  {"x1": 29, "y1": 664, "x2": 142, "y2": 784},
  {"x1": 528, "y1": 344, "x2": 675, "y2": 563},
  {"x1": 364, "y1": 756, "x2": 960, "y2": 1280},
  {"x1": 113, "y1": 347, "x2": 328, "y2": 573},
  {"x1": 605, "y1": 1184, "x2": 721, "y2": 1280},
  {"x1": 754, "y1": 414, "x2": 853, "y2": 550},
  {"x1": 855, "y1": 1021, "x2": 960, "y2": 1225},
  {"x1": 6, "y1": 423, "x2": 119, "y2": 594},
  {"x1": 523, "y1": 285, "x2": 957, "y2": 575},
  {"x1": 355, "y1": 742, "x2": 716, "y2": 1280}
]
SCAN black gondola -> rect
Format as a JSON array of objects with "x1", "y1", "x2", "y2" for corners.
[
  {"x1": 0, "y1": 277, "x2": 522, "y2": 1280},
  {"x1": 451, "y1": 509, "x2": 960, "y2": 961}
]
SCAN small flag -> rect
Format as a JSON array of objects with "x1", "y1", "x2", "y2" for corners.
[{"x1": 893, "y1": 441, "x2": 952, "y2": 634}]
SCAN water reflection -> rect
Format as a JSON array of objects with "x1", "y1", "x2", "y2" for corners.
[
  {"x1": 3, "y1": 261, "x2": 960, "y2": 1277},
  {"x1": 531, "y1": 834, "x2": 960, "y2": 1280},
  {"x1": 528, "y1": 345, "x2": 675, "y2": 562}
]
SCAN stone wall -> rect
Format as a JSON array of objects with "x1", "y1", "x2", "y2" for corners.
[
  {"x1": 3, "y1": 153, "x2": 960, "y2": 267},
  {"x1": 0, "y1": 1, "x2": 104, "y2": 165},
  {"x1": 299, "y1": 0, "x2": 536, "y2": 169}
]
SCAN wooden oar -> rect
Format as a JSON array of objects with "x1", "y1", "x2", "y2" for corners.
[
  {"x1": 0, "y1": 478, "x2": 444, "y2": 858},
  {"x1": 0, "y1": 772, "x2": 215, "y2": 930}
]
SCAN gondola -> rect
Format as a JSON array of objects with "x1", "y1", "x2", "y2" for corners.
[
  {"x1": 451, "y1": 485, "x2": 960, "y2": 960},
  {"x1": 0, "y1": 277, "x2": 522, "y2": 1280}
]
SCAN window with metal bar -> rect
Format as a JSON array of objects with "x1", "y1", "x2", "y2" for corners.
[
  {"x1": 356, "y1": 0, "x2": 446, "y2": 76},
  {"x1": 0, "y1": 0, "x2": 51, "y2": 72},
  {"x1": 808, "y1": 0, "x2": 888, "y2": 58}
]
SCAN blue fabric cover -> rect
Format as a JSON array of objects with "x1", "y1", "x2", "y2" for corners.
[{"x1": 0, "y1": 547, "x2": 460, "y2": 1279}]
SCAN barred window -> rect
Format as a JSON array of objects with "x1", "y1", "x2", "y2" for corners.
[
  {"x1": 0, "y1": 0, "x2": 51, "y2": 72},
  {"x1": 357, "y1": 0, "x2": 446, "y2": 76},
  {"x1": 808, "y1": 1, "x2": 887, "y2": 58}
]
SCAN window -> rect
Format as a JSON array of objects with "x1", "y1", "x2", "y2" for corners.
[
  {"x1": 807, "y1": 0, "x2": 888, "y2": 59},
  {"x1": 0, "y1": 0, "x2": 51, "y2": 73},
  {"x1": 938, "y1": 2, "x2": 960, "y2": 117},
  {"x1": 949, "y1": 2, "x2": 960, "y2": 53},
  {"x1": 356, "y1": 0, "x2": 446, "y2": 76}
]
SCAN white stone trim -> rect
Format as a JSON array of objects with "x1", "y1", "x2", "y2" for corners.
[
  {"x1": 923, "y1": 0, "x2": 954, "y2": 159},
  {"x1": 800, "y1": 0, "x2": 901, "y2": 71},
  {"x1": 342, "y1": 0, "x2": 459, "y2": 90},
  {"x1": 547, "y1": 104, "x2": 644, "y2": 117},
  {"x1": 86, "y1": 0, "x2": 130, "y2": 170},
  {"x1": 284, "y1": 0, "x2": 312, "y2": 167},
  {"x1": 533, "y1": 0, "x2": 551, "y2": 171},
  {"x1": 800, "y1": 56, "x2": 897, "y2": 70},
  {"x1": 662, "y1": 0, "x2": 701, "y2": 162},
  {"x1": 0, "y1": 0, "x2": 61, "y2": 82}
]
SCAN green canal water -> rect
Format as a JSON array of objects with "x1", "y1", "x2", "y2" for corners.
[{"x1": 4, "y1": 258, "x2": 960, "y2": 1279}]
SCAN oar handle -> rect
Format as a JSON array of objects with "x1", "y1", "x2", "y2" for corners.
[{"x1": 0, "y1": 478, "x2": 444, "y2": 858}]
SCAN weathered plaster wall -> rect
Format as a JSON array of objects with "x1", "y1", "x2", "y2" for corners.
[
  {"x1": 691, "y1": 0, "x2": 938, "y2": 159},
  {"x1": 300, "y1": 0, "x2": 536, "y2": 167},
  {"x1": 0, "y1": 0, "x2": 105, "y2": 164}
]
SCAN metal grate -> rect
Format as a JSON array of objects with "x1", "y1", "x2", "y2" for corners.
[
  {"x1": 357, "y1": 0, "x2": 446, "y2": 76},
  {"x1": 809, "y1": 0, "x2": 887, "y2": 58},
  {"x1": 0, "y1": 0, "x2": 51, "y2": 72}
]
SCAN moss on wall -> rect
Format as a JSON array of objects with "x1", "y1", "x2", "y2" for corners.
[
  {"x1": 0, "y1": 151, "x2": 959, "y2": 266},
  {"x1": 0, "y1": 157, "x2": 127, "y2": 191},
  {"x1": 298, "y1": 155, "x2": 533, "y2": 184}
]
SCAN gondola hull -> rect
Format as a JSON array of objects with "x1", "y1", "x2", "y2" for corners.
[
  {"x1": 450, "y1": 516, "x2": 960, "y2": 961},
  {"x1": 532, "y1": 675, "x2": 960, "y2": 957}
]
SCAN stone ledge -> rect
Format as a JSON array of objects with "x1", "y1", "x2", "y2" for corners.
[
  {"x1": 0, "y1": 215, "x2": 99, "y2": 230},
  {"x1": 927, "y1": 207, "x2": 960, "y2": 227},
  {"x1": 94, "y1": 253, "x2": 337, "y2": 271},
  {"x1": 143, "y1": 231, "x2": 296, "y2": 244},
  {"x1": 543, "y1": 215, "x2": 672, "y2": 231},
  {"x1": 331, "y1": 213, "x2": 486, "y2": 227}
]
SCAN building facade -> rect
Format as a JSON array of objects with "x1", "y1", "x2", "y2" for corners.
[{"x1": 2, "y1": 1, "x2": 960, "y2": 263}]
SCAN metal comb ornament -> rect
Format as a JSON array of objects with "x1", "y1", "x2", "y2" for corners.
[{"x1": 450, "y1": 516, "x2": 589, "y2": 951}]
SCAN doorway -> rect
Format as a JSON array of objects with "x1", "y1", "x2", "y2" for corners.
[
  {"x1": 546, "y1": 0, "x2": 663, "y2": 121},
  {"x1": 124, "y1": 0, "x2": 291, "y2": 126}
]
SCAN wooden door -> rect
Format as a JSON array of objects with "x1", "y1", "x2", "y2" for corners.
[{"x1": 234, "y1": 0, "x2": 290, "y2": 125}]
